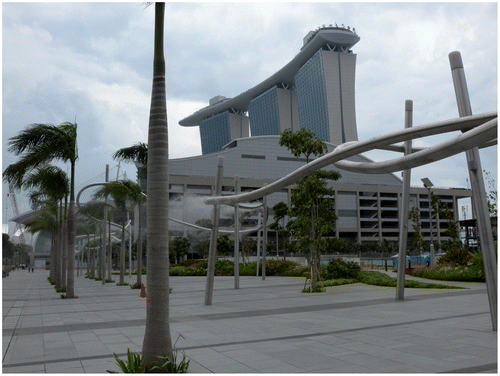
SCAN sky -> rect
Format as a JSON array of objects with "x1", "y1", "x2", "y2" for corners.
[{"x1": 2, "y1": 2, "x2": 497, "y2": 228}]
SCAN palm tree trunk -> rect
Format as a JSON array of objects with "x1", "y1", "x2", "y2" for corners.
[
  {"x1": 136, "y1": 214, "x2": 143, "y2": 286},
  {"x1": 108, "y1": 219, "x2": 112, "y2": 280},
  {"x1": 142, "y1": 1, "x2": 173, "y2": 367},
  {"x1": 62, "y1": 219, "x2": 68, "y2": 291},
  {"x1": 119, "y1": 217, "x2": 126, "y2": 285},
  {"x1": 66, "y1": 200, "x2": 76, "y2": 297}
]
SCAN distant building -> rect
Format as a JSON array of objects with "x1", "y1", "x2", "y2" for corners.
[{"x1": 180, "y1": 26, "x2": 360, "y2": 154}]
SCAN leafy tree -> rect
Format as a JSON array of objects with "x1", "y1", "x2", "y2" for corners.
[
  {"x1": 217, "y1": 235, "x2": 233, "y2": 256},
  {"x1": 170, "y1": 236, "x2": 191, "y2": 264},
  {"x1": 279, "y1": 128, "x2": 327, "y2": 163},
  {"x1": 278, "y1": 129, "x2": 341, "y2": 292},
  {"x1": 4, "y1": 122, "x2": 78, "y2": 297},
  {"x1": 142, "y1": 2, "x2": 173, "y2": 367},
  {"x1": 431, "y1": 192, "x2": 460, "y2": 251},
  {"x1": 409, "y1": 205, "x2": 424, "y2": 253},
  {"x1": 193, "y1": 239, "x2": 210, "y2": 259},
  {"x1": 483, "y1": 170, "x2": 497, "y2": 217},
  {"x1": 3, "y1": 234, "x2": 14, "y2": 261}
]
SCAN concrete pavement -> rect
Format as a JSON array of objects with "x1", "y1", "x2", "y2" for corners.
[{"x1": 2, "y1": 267, "x2": 497, "y2": 373}]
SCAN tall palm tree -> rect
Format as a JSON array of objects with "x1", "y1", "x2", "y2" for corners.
[
  {"x1": 22, "y1": 165, "x2": 69, "y2": 285},
  {"x1": 4, "y1": 122, "x2": 78, "y2": 297},
  {"x1": 96, "y1": 180, "x2": 143, "y2": 285},
  {"x1": 112, "y1": 143, "x2": 148, "y2": 286},
  {"x1": 142, "y1": 2, "x2": 173, "y2": 366}
]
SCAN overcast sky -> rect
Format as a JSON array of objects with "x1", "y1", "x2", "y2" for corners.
[{"x1": 2, "y1": 2, "x2": 497, "y2": 225}]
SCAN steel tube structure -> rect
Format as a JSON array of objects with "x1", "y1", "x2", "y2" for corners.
[
  {"x1": 205, "y1": 113, "x2": 496, "y2": 207},
  {"x1": 234, "y1": 176, "x2": 240, "y2": 289},
  {"x1": 396, "y1": 100, "x2": 413, "y2": 300},
  {"x1": 449, "y1": 51, "x2": 497, "y2": 331},
  {"x1": 205, "y1": 156, "x2": 224, "y2": 306}
]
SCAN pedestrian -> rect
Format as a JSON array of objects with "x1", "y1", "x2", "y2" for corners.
[
  {"x1": 27, "y1": 264, "x2": 30, "y2": 273},
  {"x1": 32, "y1": 266, "x2": 35, "y2": 272}
]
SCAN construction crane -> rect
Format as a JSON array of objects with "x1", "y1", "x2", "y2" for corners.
[{"x1": 8, "y1": 184, "x2": 26, "y2": 244}]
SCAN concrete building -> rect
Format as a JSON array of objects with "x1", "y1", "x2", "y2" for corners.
[{"x1": 165, "y1": 136, "x2": 471, "y2": 247}]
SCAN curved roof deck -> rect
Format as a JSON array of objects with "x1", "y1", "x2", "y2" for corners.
[{"x1": 179, "y1": 27, "x2": 360, "y2": 127}]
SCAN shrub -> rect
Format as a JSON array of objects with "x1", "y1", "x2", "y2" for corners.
[
  {"x1": 169, "y1": 266, "x2": 186, "y2": 276},
  {"x1": 264, "y1": 259, "x2": 300, "y2": 276},
  {"x1": 181, "y1": 266, "x2": 206, "y2": 276},
  {"x1": 412, "y1": 264, "x2": 485, "y2": 282},
  {"x1": 283, "y1": 265, "x2": 310, "y2": 277},
  {"x1": 239, "y1": 262, "x2": 257, "y2": 276},
  {"x1": 178, "y1": 259, "x2": 201, "y2": 267},
  {"x1": 107, "y1": 348, "x2": 189, "y2": 373},
  {"x1": 358, "y1": 270, "x2": 463, "y2": 288},
  {"x1": 437, "y1": 246, "x2": 471, "y2": 266},
  {"x1": 214, "y1": 259, "x2": 234, "y2": 275},
  {"x1": 321, "y1": 258, "x2": 361, "y2": 280}
]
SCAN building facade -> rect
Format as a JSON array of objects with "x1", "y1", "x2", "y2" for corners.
[{"x1": 164, "y1": 136, "x2": 471, "y2": 248}]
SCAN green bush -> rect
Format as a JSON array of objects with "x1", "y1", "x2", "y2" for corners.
[
  {"x1": 169, "y1": 266, "x2": 186, "y2": 276},
  {"x1": 177, "y1": 259, "x2": 201, "y2": 267},
  {"x1": 107, "y1": 348, "x2": 190, "y2": 373},
  {"x1": 283, "y1": 265, "x2": 310, "y2": 277},
  {"x1": 264, "y1": 259, "x2": 300, "y2": 276},
  {"x1": 239, "y1": 262, "x2": 257, "y2": 276},
  {"x1": 358, "y1": 270, "x2": 463, "y2": 288},
  {"x1": 321, "y1": 258, "x2": 361, "y2": 280},
  {"x1": 412, "y1": 264, "x2": 484, "y2": 282},
  {"x1": 437, "y1": 246, "x2": 471, "y2": 266},
  {"x1": 181, "y1": 266, "x2": 206, "y2": 276},
  {"x1": 214, "y1": 259, "x2": 234, "y2": 275}
]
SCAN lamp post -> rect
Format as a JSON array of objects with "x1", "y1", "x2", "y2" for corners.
[{"x1": 422, "y1": 178, "x2": 434, "y2": 264}]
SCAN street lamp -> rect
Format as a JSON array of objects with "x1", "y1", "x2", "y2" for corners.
[{"x1": 421, "y1": 178, "x2": 434, "y2": 264}]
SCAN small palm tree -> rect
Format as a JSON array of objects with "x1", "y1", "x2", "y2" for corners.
[
  {"x1": 4, "y1": 122, "x2": 78, "y2": 297},
  {"x1": 96, "y1": 180, "x2": 143, "y2": 285}
]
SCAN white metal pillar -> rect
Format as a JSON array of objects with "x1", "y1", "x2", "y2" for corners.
[
  {"x1": 205, "y1": 156, "x2": 224, "y2": 306},
  {"x1": 396, "y1": 100, "x2": 413, "y2": 300},
  {"x1": 449, "y1": 51, "x2": 497, "y2": 331}
]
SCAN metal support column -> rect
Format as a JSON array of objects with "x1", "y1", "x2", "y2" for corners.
[
  {"x1": 449, "y1": 51, "x2": 497, "y2": 331},
  {"x1": 205, "y1": 157, "x2": 224, "y2": 306},
  {"x1": 396, "y1": 100, "x2": 413, "y2": 300},
  {"x1": 234, "y1": 176, "x2": 240, "y2": 289}
]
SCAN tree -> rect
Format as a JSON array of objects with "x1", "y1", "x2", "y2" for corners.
[
  {"x1": 170, "y1": 236, "x2": 191, "y2": 264},
  {"x1": 112, "y1": 145, "x2": 147, "y2": 286},
  {"x1": 142, "y1": 2, "x2": 173, "y2": 366},
  {"x1": 4, "y1": 122, "x2": 78, "y2": 297},
  {"x1": 277, "y1": 129, "x2": 341, "y2": 292},
  {"x1": 270, "y1": 201, "x2": 290, "y2": 259},
  {"x1": 484, "y1": 170, "x2": 497, "y2": 217},
  {"x1": 194, "y1": 239, "x2": 210, "y2": 259},
  {"x1": 408, "y1": 205, "x2": 424, "y2": 254},
  {"x1": 278, "y1": 128, "x2": 327, "y2": 163},
  {"x1": 21, "y1": 165, "x2": 69, "y2": 285},
  {"x1": 217, "y1": 235, "x2": 233, "y2": 256},
  {"x1": 96, "y1": 180, "x2": 143, "y2": 286}
]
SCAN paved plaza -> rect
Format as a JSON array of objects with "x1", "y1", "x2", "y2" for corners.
[{"x1": 2, "y1": 267, "x2": 497, "y2": 373}]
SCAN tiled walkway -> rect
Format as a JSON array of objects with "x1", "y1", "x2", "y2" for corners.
[{"x1": 2, "y1": 268, "x2": 497, "y2": 373}]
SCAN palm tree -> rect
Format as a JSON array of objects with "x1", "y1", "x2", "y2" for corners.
[
  {"x1": 141, "y1": 2, "x2": 173, "y2": 366},
  {"x1": 113, "y1": 143, "x2": 148, "y2": 285},
  {"x1": 22, "y1": 165, "x2": 69, "y2": 286},
  {"x1": 96, "y1": 180, "x2": 143, "y2": 285},
  {"x1": 4, "y1": 122, "x2": 78, "y2": 297}
]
